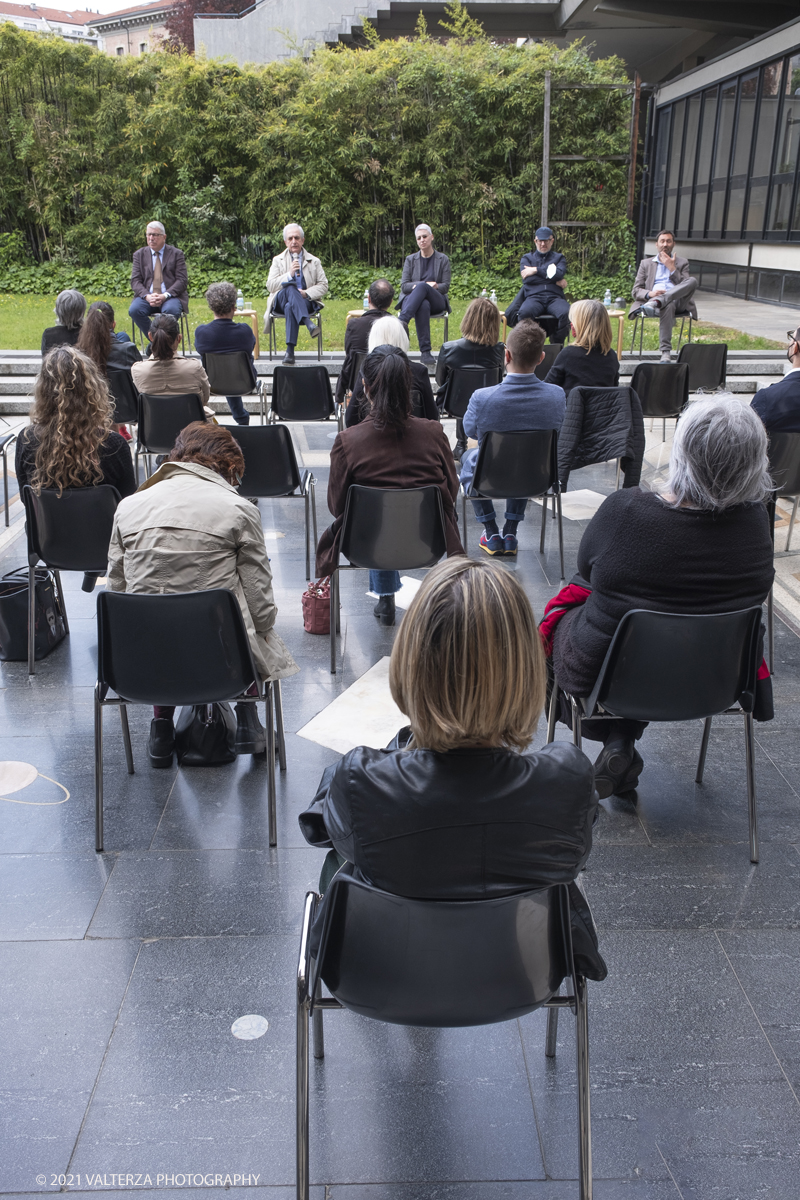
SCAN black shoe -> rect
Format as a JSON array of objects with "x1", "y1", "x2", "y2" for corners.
[
  {"x1": 306, "y1": 321, "x2": 320, "y2": 338},
  {"x1": 148, "y1": 718, "x2": 175, "y2": 768},
  {"x1": 282, "y1": 349, "x2": 295, "y2": 365},
  {"x1": 452, "y1": 440, "x2": 468, "y2": 462},
  {"x1": 616, "y1": 750, "x2": 644, "y2": 801},
  {"x1": 420, "y1": 351, "x2": 436, "y2": 366},
  {"x1": 373, "y1": 595, "x2": 396, "y2": 626},
  {"x1": 234, "y1": 702, "x2": 266, "y2": 755},
  {"x1": 81, "y1": 572, "x2": 99, "y2": 593},
  {"x1": 593, "y1": 738, "x2": 638, "y2": 800}
]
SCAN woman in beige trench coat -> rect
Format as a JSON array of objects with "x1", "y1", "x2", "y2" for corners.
[{"x1": 107, "y1": 421, "x2": 299, "y2": 767}]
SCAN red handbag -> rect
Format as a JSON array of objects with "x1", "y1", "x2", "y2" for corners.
[{"x1": 302, "y1": 577, "x2": 331, "y2": 634}]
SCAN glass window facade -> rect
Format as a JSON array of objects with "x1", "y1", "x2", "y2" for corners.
[{"x1": 647, "y1": 50, "x2": 800, "y2": 242}]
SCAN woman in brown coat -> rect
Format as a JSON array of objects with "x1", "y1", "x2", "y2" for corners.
[{"x1": 316, "y1": 345, "x2": 463, "y2": 626}]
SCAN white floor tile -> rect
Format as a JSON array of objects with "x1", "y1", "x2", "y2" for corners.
[{"x1": 296, "y1": 656, "x2": 407, "y2": 754}]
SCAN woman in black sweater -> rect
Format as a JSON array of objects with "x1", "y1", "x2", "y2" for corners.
[
  {"x1": 545, "y1": 298, "x2": 619, "y2": 395},
  {"x1": 436, "y1": 297, "x2": 505, "y2": 458},
  {"x1": 551, "y1": 396, "x2": 774, "y2": 798}
]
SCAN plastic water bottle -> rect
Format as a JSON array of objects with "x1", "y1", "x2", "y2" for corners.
[
  {"x1": 480, "y1": 288, "x2": 488, "y2": 298},
  {"x1": 363, "y1": 289, "x2": 369, "y2": 309},
  {"x1": 490, "y1": 289, "x2": 497, "y2": 307},
  {"x1": 603, "y1": 288, "x2": 612, "y2": 309},
  {"x1": 236, "y1": 288, "x2": 244, "y2": 311}
]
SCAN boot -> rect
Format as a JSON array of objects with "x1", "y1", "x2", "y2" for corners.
[
  {"x1": 373, "y1": 595, "x2": 396, "y2": 626},
  {"x1": 453, "y1": 417, "x2": 468, "y2": 462},
  {"x1": 234, "y1": 701, "x2": 266, "y2": 755},
  {"x1": 148, "y1": 718, "x2": 175, "y2": 768}
]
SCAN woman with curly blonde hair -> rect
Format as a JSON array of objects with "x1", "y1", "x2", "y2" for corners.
[{"x1": 15, "y1": 345, "x2": 136, "y2": 500}]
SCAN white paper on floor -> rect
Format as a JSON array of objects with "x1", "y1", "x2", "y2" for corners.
[
  {"x1": 366, "y1": 575, "x2": 421, "y2": 610},
  {"x1": 532, "y1": 489, "x2": 607, "y2": 521},
  {"x1": 297, "y1": 656, "x2": 407, "y2": 754}
]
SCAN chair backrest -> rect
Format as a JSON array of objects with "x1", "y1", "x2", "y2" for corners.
[
  {"x1": 339, "y1": 485, "x2": 448, "y2": 571},
  {"x1": 22, "y1": 485, "x2": 121, "y2": 572},
  {"x1": 137, "y1": 393, "x2": 206, "y2": 454},
  {"x1": 768, "y1": 430, "x2": 800, "y2": 498},
  {"x1": 628, "y1": 362, "x2": 690, "y2": 419},
  {"x1": 315, "y1": 875, "x2": 572, "y2": 1028},
  {"x1": 471, "y1": 429, "x2": 558, "y2": 501},
  {"x1": 677, "y1": 342, "x2": 727, "y2": 391},
  {"x1": 587, "y1": 606, "x2": 763, "y2": 721},
  {"x1": 107, "y1": 368, "x2": 140, "y2": 425},
  {"x1": 534, "y1": 342, "x2": 563, "y2": 381},
  {"x1": 96, "y1": 588, "x2": 258, "y2": 705},
  {"x1": 444, "y1": 366, "x2": 502, "y2": 418},
  {"x1": 227, "y1": 423, "x2": 302, "y2": 497},
  {"x1": 202, "y1": 351, "x2": 257, "y2": 397},
  {"x1": 272, "y1": 365, "x2": 334, "y2": 421}
]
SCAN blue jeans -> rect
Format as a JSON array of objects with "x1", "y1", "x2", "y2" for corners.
[
  {"x1": 370, "y1": 570, "x2": 401, "y2": 595},
  {"x1": 460, "y1": 448, "x2": 527, "y2": 524},
  {"x1": 129, "y1": 296, "x2": 184, "y2": 337},
  {"x1": 398, "y1": 284, "x2": 447, "y2": 352},
  {"x1": 225, "y1": 395, "x2": 250, "y2": 425},
  {"x1": 272, "y1": 284, "x2": 314, "y2": 346}
]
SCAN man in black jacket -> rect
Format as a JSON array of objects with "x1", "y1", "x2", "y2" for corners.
[
  {"x1": 752, "y1": 327, "x2": 800, "y2": 433},
  {"x1": 335, "y1": 278, "x2": 394, "y2": 406},
  {"x1": 505, "y1": 227, "x2": 569, "y2": 342},
  {"x1": 397, "y1": 225, "x2": 451, "y2": 365}
]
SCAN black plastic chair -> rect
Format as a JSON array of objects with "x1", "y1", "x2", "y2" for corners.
[
  {"x1": 228, "y1": 424, "x2": 318, "y2": 580},
  {"x1": 94, "y1": 588, "x2": 286, "y2": 852},
  {"x1": 201, "y1": 351, "x2": 267, "y2": 423},
  {"x1": 558, "y1": 386, "x2": 645, "y2": 493},
  {"x1": 267, "y1": 305, "x2": 324, "y2": 361},
  {"x1": 547, "y1": 607, "x2": 764, "y2": 862},
  {"x1": 629, "y1": 309, "x2": 693, "y2": 357},
  {"x1": 1, "y1": 430, "x2": 17, "y2": 527},
  {"x1": 22, "y1": 484, "x2": 121, "y2": 675},
  {"x1": 135, "y1": 392, "x2": 206, "y2": 479},
  {"x1": 629, "y1": 362, "x2": 690, "y2": 442},
  {"x1": 677, "y1": 342, "x2": 727, "y2": 392},
  {"x1": 461, "y1": 429, "x2": 564, "y2": 579},
  {"x1": 765, "y1": 431, "x2": 800, "y2": 670},
  {"x1": 297, "y1": 876, "x2": 592, "y2": 1200},
  {"x1": 442, "y1": 366, "x2": 502, "y2": 419},
  {"x1": 270, "y1": 366, "x2": 336, "y2": 429},
  {"x1": 330, "y1": 485, "x2": 448, "y2": 673},
  {"x1": 107, "y1": 368, "x2": 140, "y2": 427},
  {"x1": 534, "y1": 341, "x2": 564, "y2": 381}
]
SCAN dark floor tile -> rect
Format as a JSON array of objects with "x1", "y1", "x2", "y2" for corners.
[
  {"x1": 4, "y1": 1189, "x2": 325, "y2": 1199},
  {"x1": 0, "y1": 851, "x2": 114, "y2": 939},
  {"x1": 0, "y1": 939, "x2": 138, "y2": 1192},
  {"x1": 327, "y1": 1186, "x2": 680, "y2": 1200}
]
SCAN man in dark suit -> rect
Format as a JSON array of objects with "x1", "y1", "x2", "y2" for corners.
[
  {"x1": 336, "y1": 278, "x2": 395, "y2": 406},
  {"x1": 505, "y1": 227, "x2": 570, "y2": 343},
  {"x1": 752, "y1": 327, "x2": 800, "y2": 433},
  {"x1": 397, "y1": 225, "x2": 451, "y2": 365},
  {"x1": 629, "y1": 230, "x2": 698, "y2": 362},
  {"x1": 194, "y1": 282, "x2": 257, "y2": 426},
  {"x1": 129, "y1": 221, "x2": 188, "y2": 338}
]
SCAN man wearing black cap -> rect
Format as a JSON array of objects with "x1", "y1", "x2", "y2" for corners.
[
  {"x1": 505, "y1": 228, "x2": 570, "y2": 343},
  {"x1": 751, "y1": 327, "x2": 800, "y2": 433}
]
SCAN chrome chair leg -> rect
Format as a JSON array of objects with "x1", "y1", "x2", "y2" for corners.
[
  {"x1": 787, "y1": 496, "x2": 799, "y2": 551},
  {"x1": 274, "y1": 679, "x2": 287, "y2": 772},
  {"x1": 296, "y1": 975, "x2": 310, "y2": 1200},
  {"x1": 547, "y1": 680, "x2": 559, "y2": 744},
  {"x1": 615, "y1": 459, "x2": 621, "y2": 491},
  {"x1": 266, "y1": 685, "x2": 277, "y2": 847},
  {"x1": 571, "y1": 697, "x2": 582, "y2": 749},
  {"x1": 745, "y1": 711, "x2": 759, "y2": 864},
  {"x1": 53, "y1": 570, "x2": 69, "y2": 634},
  {"x1": 574, "y1": 975, "x2": 593, "y2": 1200},
  {"x1": 462, "y1": 491, "x2": 469, "y2": 553},
  {"x1": 312, "y1": 977, "x2": 325, "y2": 1060},
  {"x1": 330, "y1": 569, "x2": 337, "y2": 674},
  {"x1": 545, "y1": 1003, "x2": 559, "y2": 1057},
  {"x1": 28, "y1": 561, "x2": 36, "y2": 675},
  {"x1": 556, "y1": 489, "x2": 565, "y2": 581},
  {"x1": 304, "y1": 489, "x2": 310, "y2": 582},
  {"x1": 334, "y1": 572, "x2": 340, "y2": 634},
  {"x1": 94, "y1": 686, "x2": 104, "y2": 852},
  {"x1": 696, "y1": 716, "x2": 712, "y2": 784},
  {"x1": 119, "y1": 705, "x2": 134, "y2": 775},
  {"x1": 539, "y1": 492, "x2": 548, "y2": 553}
]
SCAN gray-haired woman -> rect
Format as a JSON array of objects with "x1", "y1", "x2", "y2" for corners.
[
  {"x1": 550, "y1": 396, "x2": 775, "y2": 798},
  {"x1": 41, "y1": 289, "x2": 87, "y2": 356}
]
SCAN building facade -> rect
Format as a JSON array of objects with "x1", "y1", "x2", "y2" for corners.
[
  {"x1": 0, "y1": 0, "x2": 98, "y2": 45},
  {"x1": 88, "y1": 0, "x2": 172, "y2": 57},
  {"x1": 642, "y1": 15, "x2": 800, "y2": 307}
]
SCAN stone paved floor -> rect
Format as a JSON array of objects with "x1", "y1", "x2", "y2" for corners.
[{"x1": 1, "y1": 417, "x2": 799, "y2": 1200}]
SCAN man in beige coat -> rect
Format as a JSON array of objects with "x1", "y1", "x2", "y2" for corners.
[
  {"x1": 265, "y1": 223, "x2": 328, "y2": 364},
  {"x1": 108, "y1": 429, "x2": 298, "y2": 766}
]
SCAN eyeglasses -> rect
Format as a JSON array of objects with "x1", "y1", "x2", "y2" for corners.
[{"x1": 787, "y1": 331, "x2": 800, "y2": 343}]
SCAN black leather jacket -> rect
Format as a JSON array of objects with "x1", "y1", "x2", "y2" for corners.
[
  {"x1": 435, "y1": 337, "x2": 506, "y2": 410},
  {"x1": 299, "y1": 735, "x2": 607, "y2": 979}
]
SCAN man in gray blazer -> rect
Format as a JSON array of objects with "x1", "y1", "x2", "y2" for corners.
[
  {"x1": 129, "y1": 221, "x2": 188, "y2": 338},
  {"x1": 398, "y1": 224, "x2": 451, "y2": 365},
  {"x1": 630, "y1": 230, "x2": 698, "y2": 362}
]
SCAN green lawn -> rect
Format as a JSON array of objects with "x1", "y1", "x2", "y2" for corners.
[{"x1": 0, "y1": 293, "x2": 783, "y2": 353}]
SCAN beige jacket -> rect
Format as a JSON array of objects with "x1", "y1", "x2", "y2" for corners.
[
  {"x1": 264, "y1": 249, "x2": 329, "y2": 328},
  {"x1": 131, "y1": 355, "x2": 211, "y2": 406},
  {"x1": 107, "y1": 462, "x2": 299, "y2": 682}
]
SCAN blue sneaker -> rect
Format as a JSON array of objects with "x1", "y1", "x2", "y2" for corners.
[
  {"x1": 479, "y1": 532, "x2": 505, "y2": 556},
  {"x1": 503, "y1": 534, "x2": 518, "y2": 556}
]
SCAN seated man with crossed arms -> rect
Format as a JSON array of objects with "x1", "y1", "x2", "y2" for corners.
[{"x1": 265, "y1": 224, "x2": 329, "y2": 365}]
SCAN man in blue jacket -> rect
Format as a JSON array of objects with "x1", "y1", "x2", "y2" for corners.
[
  {"x1": 461, "y1": 320, "x2": 566, "y2": 556},
  {"x1": 752, "y1": 327, "x2": 800, "y2": 433},
  {"x1": 194, "y1": 282, "x2": 258, "y2": 425}
]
